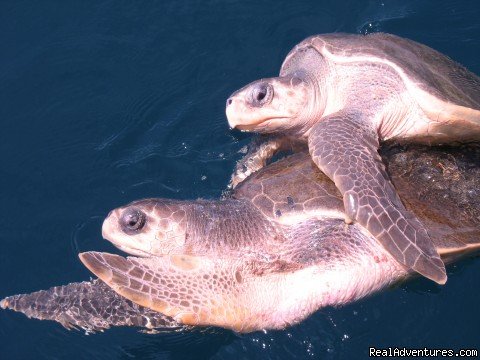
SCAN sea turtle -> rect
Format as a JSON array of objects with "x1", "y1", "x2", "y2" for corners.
[
  {"x1": 2, "y1": 144, "x2": 479, "y2": 333},
  {"x1": 4, "y1": 144, "x2": 476, "y2": 333},
  {"x1": 225, "y1": 32, "x2": 480, "y2": 284}
]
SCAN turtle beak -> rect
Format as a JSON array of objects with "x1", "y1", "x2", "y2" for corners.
[
  {"x1": 226, "y1": 90, "x2": 270, "y2": 131},
  {"x1": 225, "y1": 93, "x2": 243, "y2": 129},
  {"x1": 102, "y1": 210, "x2": 118, "y2": 240},
  {"x1": 226, "y1": 104, "x2": 237, "y2": 129},
  {"x1": 226, "y1": 102, "x2": 268, "y2": 131}
]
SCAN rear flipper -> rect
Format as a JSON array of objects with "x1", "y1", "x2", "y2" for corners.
[
  {"x1": 79, "y1": 252, "x2": 305, "y2": 333},
  {"x1": 308, "y1": 110, "x2": 447, "y2": 284},
  {"x1": 0, "y1": 279, "x2": 185, "y2": 333},
  {"x1": 229, "y1": 135, "x2": 307, "y2": 189}
]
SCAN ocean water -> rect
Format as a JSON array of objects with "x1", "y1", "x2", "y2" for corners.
[{"x1": 1, "y1": 0, "x2": 479, "y2": 359}]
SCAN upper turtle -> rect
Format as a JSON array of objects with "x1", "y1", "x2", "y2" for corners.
[
  {"x1": 226, "y1": 33, "x2": 480, "y2": 141},
  {"x1": 225, "y1": 32, "x2": 480, "y2": 284}
]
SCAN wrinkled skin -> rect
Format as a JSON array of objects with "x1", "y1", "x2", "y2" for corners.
[
  {"x1": 2, "y1": 144, "x2": 480, "y2": 332},
  {"x1": 226, "y1": 32, "x2": 480, "y2": 284}
]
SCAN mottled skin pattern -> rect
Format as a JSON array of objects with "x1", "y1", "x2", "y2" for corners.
[
  {"x1": 383, "y1": 144, "x2": 480, "y2": 258},
  {"x1": 81, "y1": 145, "x2": 480, "y2": 332},
  {"x1": 2, "y1": 144, "x2": 480, "y2": 332},
  {"x1": 80, "y1": 221, "x2": 404, "y2": 333},
  {"x1": 226, "y1": 32, "x2": 480, "y2": 284}
]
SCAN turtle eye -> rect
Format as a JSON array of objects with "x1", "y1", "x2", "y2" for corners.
[
  {"x1": 120, "y1": 208, "x2": 146, "y2": 234},
  {"x1": 250, "y1": 82, "x2": 273, "y2": 107}
]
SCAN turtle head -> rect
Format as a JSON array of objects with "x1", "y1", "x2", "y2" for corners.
[
  {"x1": 102, "y1": 198, "x2": 267, "y2": 258},
  {"x1": 226, "y1": 45, "x2": 326, "y2": 136},
  {"x1": 102, "y1": 199, "x2": 188, "y2": 257},
  {"x1": 226, "y1": 73, "x2": 316, "y2": 135}
]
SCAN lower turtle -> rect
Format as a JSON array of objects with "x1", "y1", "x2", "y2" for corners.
[
  {"x1": 2, "y1": 144, "x2": 479, "y2": 332},
  {"x1": 225, "y1": 32, "x2": 480, "y2": 284},
  {"x1": 79, "y1": 144, "x2": 480, "y2": 332}
]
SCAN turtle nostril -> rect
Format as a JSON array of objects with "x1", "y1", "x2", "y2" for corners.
[
  {"x1": 227, "y1": 98, "x2": 233, "y2": 106},
  {"x1": 120, "y1": 208, "x2": 146, "y2": 234}
]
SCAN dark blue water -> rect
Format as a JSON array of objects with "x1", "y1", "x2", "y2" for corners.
[{"x1": 1, "y1": 1, "x2": 479, "y2": 359}]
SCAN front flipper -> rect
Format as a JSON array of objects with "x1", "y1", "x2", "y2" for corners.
[
  {"x1": 0, "y1": 279, "x2": 183, "y2": 332},
  {"x1": 229, "y1": 135, "x2": 307, "y2": 189},
  {"x1": 308, "y1": 110, "x2": 447, "y2": 284},
  {"x1": 79, "y1": 252, "x2": 301, "y2": 332}
]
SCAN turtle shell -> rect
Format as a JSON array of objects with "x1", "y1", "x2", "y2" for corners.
[{"x1": 281, "y1": 33, "x2": 480, "y2": 135}]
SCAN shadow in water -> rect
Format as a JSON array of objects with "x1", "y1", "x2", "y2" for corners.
[{"x1": 117, "y1": 328, "x2": 235, "y2": 360}]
